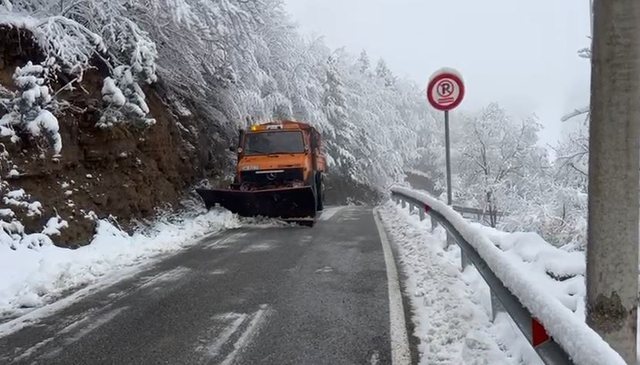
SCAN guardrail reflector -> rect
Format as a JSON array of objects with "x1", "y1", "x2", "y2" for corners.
[
  {"x1": 532, "y1": 317, "x2": 550, "y2": 347},
  {"x1": 424, "y1": 204, "x2": 431, "y2": 213}
]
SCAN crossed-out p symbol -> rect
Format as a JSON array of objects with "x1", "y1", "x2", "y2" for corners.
[{"x1": 437, "y1": 79, "x2": 455, "y2": 97}]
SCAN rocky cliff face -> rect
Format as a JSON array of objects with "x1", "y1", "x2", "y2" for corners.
[{"x1": 0, "y1": 26, "x2": 234, "y2": 247}]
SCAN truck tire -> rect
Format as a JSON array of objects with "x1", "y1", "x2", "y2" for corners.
[{"x1": 316, "y1": 174, "x2": 324, "y2": 211}]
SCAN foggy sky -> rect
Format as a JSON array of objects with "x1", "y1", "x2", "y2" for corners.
[{"x1": 283, "y1": 0, "x2": 591, "y2": 146}]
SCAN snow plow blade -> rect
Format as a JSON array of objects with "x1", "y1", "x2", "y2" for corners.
[{"x1": 196, "y1": 187, "x2": 317, "y2": 219}]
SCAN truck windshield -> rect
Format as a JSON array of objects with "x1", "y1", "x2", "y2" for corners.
[{"x1": 244, "y1": 131, "x2": 305, "y2": 155}]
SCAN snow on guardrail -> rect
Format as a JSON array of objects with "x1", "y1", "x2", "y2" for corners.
[{"x1": 391, "y1": 186, "x2": 625, "y2": 365}]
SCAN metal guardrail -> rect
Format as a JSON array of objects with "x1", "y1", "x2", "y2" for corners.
[
  {"x1": 390, "y1": 190, "x2": 574, "y2": 365},
  {"x1": 452, "y1": 205, "x2": 504, "y2": 217}
]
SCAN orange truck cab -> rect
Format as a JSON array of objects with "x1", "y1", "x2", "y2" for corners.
[{"x1": 234, "y1": 121, "x2": 326, "y2": 192}]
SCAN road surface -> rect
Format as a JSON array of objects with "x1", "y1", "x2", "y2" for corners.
[{"x1": 0, "y1": 206, "x2": 411, "y2": 364}]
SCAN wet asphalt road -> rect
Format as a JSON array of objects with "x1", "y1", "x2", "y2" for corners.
[{"x1": 0, "y1": 206, "x2": 397, "y2": 365}]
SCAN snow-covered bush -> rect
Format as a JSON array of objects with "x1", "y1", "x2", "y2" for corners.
[
  {"x1": 99, "y1": 66, "x2": 155, "y2": 128},
  {"x1": 0, "y1": 184, "x2": 66, "y2": 250},
  {"x1": 500, "y1": 184, "x2": 588, "y2": 250},
  {"x1": 0, "y1": 61, "x2": 62, "y2": 155}
]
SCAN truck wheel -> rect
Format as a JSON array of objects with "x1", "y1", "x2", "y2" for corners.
[{"x1": 316, "y1": 175, "x2": 324, "y2": 211}]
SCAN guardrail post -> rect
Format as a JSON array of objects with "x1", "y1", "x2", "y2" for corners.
[
  {"x1": 461, "y1": 250, "x2": 471, "y2": 269},
  {"x1": 419, "y1": 209, "x2": 425, "y2": 221},
  {"x1": 409, "y1": 203, "x2": 414, "y2": 214},
  {"x1": 401, "y1": 200, "x2": 406, "y2": 209},
  {"x1": 490, "y1": 288, "x2": 505, "y2": 322}
]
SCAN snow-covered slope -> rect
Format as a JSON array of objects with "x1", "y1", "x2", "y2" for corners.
[{"x1": 0, "y1": 209, "x2": 239, "y2": 321}]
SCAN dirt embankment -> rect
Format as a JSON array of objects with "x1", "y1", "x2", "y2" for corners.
[{"x1": 0, "y1": 26, "x2": 233, "y2": 247}]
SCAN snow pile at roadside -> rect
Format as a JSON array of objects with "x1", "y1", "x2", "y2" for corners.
[
  {"x1": 0, "y1": 209, "x2": 240, "y2": 317},
  {"x1": 478, "y1": 226, "x2": 586, "y2": 317},
  {"x1": 0, "y1": 184, "x2": 66, "y2": 251},
  {"x1": 379, "y1": 202, "x2": 520, "y2": 364},
  {"x1": 390, "y1": 186, "x2": 625, "y2": 365}
]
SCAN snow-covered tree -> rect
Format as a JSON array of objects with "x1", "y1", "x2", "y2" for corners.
[
  {"x1": 0, "y1": 62, "x2": 61, "y2": 155},
  {"x1": 375, "y1": 59, "x2": 395, "y2": 87},
  {"x1": 357, "y1": 50, "x2": 370, "y2": 75},
  {"x1": 456, "y1": 103, "x2": 546, "y2": 227},
  {"x1": 554, "y1": 123, "x2": 589, "y2": 190},
  {"x1": 322, "y1": 55, "x2": 355, "y2": 173},
  {"x1": 98, "y1": 66, "x2": 155, "y2": 128}
]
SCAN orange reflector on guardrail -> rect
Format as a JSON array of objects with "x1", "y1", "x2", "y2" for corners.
[{"x1": 424, "y1": 204, "x2": 431, "y2": 213}]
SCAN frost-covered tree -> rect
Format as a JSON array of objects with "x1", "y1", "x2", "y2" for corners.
[
  {"x1": 554, "y1": 123, "x2": 589, "y2": 190},
  {"x1": 456, "y1": 103, "x2": 546, "y2": 227},
  {"x1": 0, "y1": 62, "x2": 61, "y2": 155},
  {"x1": 322, "y1": 55, "x2": 354, "y2": 173},
  {"x1": 375, "y1": 59, "x2": 395, "y2": 87},
  {"x1": 99, "y1": 66, "x2": 155, "y2": 128},
  {"x1": 357, "y1": 50, "x2": 370, "y2": 75}
]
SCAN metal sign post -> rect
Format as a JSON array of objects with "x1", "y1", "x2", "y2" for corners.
[
  {"x1": 427, "y1": 68, "x2": 465, "y2": 261},
  {"x1": 426, "y1": 68, "x2": 465, "y2": 206},
  {"x1": 444, "y1": 110, "x2": 452, "y2": 205}
]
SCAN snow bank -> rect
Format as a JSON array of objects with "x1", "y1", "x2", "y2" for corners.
[
  {"x1": 477, "y1": 226, "x2": 586, "y2": 315},
  {"x1": 391, "y1": 186, "x2": 625, "y2": 365},
  {"x1": 0, "y1": 209, "x2": 240, "y2": 318},
  {"x1": 378, "y1": 203, "x2": 518, "y2": 364}
]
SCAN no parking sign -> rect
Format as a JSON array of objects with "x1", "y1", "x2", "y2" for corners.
[
  {"x1": 425, "y1": 68, "x2": 465, "y2": 207},
  {"x1": 427, "y1": 69, "x2": 465, "y2": 111}
]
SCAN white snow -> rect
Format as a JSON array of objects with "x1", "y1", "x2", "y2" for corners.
[
  {"x1": 101, "y1": 77, "x2": 126, "y2": 107},
  {"x1": 478, "y1": 226, "x2": 586, "y2": 313},
  {"x1": 2, "y1": 0, "x2": 12, "y2": 12},
  {"x1": 405, "y1": 169, "x2": 432, "y2": 179},
  {"x1": 2, "y1": 191, "x2": 42, "y2": 217},
  {"x1": 1, "y1": 60, "x2": 63, "y2": 154},
  {"x1": 318, "y1": 206, "x2": 344, "y2": 221},
  {"x1": 29, "y1": 110, "x2": 62, "y2": 155},
  {"x1": 0, "y1": 126, "x2": 15, "y2": 138},
  {"x1": 41, "y1": 216, "x2": 68, "y2": 236},
  {"x1": 0, "y1": 210, "x2": 240, "y2": 319},
  {"x1": 379, "y1": 202, "x2": 519, "y2": 364},
  {"x1": 390, "y1": 186, "x2": 626, "y2": 365},
  {"x1": 6, "y1": 189, "x2": 25, "y2": 199}
]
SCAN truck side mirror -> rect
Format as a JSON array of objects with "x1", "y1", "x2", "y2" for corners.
[{"x1": 229, "y1": 146, "x2": 236, "y2": 152}]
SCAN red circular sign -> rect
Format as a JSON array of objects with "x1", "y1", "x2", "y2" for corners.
[{"x1": 427, "y1": 71, "x2": 465, "y2": 111}]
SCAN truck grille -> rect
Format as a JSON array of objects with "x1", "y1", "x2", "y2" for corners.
[{"x1": 240, "y1": 168, "x2": 305, "y2": 186}]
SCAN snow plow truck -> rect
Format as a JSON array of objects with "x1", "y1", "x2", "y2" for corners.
[{"x1": 196, "y1": 120, "x2": 326, "y2": 220}]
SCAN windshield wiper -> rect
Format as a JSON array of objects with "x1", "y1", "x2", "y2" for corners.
[
  {"x1": 245, "y1": 149, "x2": 272, "y2": 154},
  {"x1": 246, "y1": 149, "x2": 302, "y2": 155}
]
